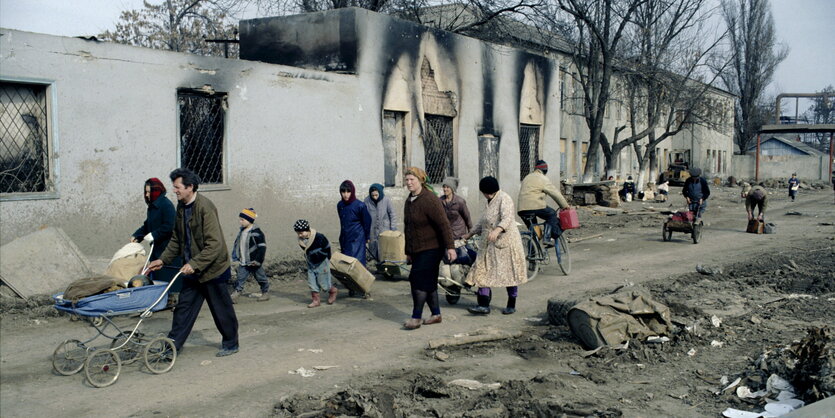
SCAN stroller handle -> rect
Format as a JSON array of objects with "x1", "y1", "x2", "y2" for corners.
[{"x1": 139, "y1": 271, "x2": 183, "y2": 318}]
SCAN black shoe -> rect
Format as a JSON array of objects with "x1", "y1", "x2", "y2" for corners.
[
  {"x1": 501, "y1": 307, "x2": 516, "y2": 315},
  {"x1": 468, "y1": 305, "x2": 491, "y2": 315},
  {"x1": 216, "y1": 346, "x2": 239, "y2": 357}
]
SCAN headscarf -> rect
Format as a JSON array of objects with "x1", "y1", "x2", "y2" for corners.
[
  {"x1": 405, "y1": 167, "x2": 428, "y2": 184},
  {"x1": 144, "y1": 178, "x2": 166, "y2": 205},
  {"x1": 339, "y1": 180, "x2": 357, "y2": 204},
  {"x1": 369, "y1": 183, "x2": 384, "y2": 203}
]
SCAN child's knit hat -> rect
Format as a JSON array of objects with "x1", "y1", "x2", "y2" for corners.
[
  {"x1": 240, "y1": 208, "x2": 257, "y2": 223},
  {"x1": 293, "y1": 219, "x2": 310, "y2": 232}
]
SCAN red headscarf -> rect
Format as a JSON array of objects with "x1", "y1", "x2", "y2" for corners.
[
  {"x1": 144, "y1": 178, "x2": 166, "y2": 205},
  {"x1": 339, "y1": 180, "x2": 357, "y2": 204}
]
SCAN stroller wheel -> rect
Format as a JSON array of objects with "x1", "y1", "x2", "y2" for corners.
[
  {"x1": 144, "y1": 337, "x2": 177, "y2": 374},
  {"x1": 53, "y1": 339, "x2": 86, "y2": 376},
  {"x1": 85, "y1": 349, "x2": 122, "y2": 388}
]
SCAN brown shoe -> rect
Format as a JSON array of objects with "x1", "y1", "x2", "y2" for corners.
[
  {"x1": 422, "y1": 315, "x2": 442, "y2": 325},
  {"x1": 308, "y1": 292, "x2": 321, "y2": 308},
  {"x1": 327, "y1": 286, "x2": 337, "y2": 304},
  {"x1": 404, "y1": 318, "x2": 422, "y2": 330}
]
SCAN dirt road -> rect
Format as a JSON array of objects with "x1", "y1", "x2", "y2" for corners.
[{"x1": 1, "y1": 186, "x2": 833, "y2": 417}]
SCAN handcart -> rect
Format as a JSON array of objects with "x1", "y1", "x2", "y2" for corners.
[
  {"x1": 662, "y1": 204, "x2": 703, "y2": 244},
  {"x1": 51, "y1": 270, "x2": 182, "y2": 388},
  {"x1": 368, "y1": 231, "x2": 410, "y2": 280},
  {"x1": 437, "y1": 239, "x2": 479, "y2": 305}
]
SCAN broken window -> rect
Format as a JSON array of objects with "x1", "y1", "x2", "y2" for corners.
[
  {"x1": 519, "y1": 124, "x2": 541, "y2": 180},
  {"x1": 0, "y1": 82, "x2": 52, "y2": 194},
  {"x1": 423, "y1": 114, "x2": 453, "y2": 184},
  {"x1": 178, "y1": 89, "x2": 226, "y2": 184},
  {"x1": 382, "y1": 110, "x2": 407, "y2": 187},
  {"x1": 478, "y1": 134, "x2": 500, "y2": 179}
]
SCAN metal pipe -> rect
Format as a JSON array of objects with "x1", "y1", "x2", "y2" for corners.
[
  {"x1": 755, "y1": 134, "x2": 761, "y2": 182},
  {"x1": 829, "y1": 132, "x2": 833, "y2": 185}
]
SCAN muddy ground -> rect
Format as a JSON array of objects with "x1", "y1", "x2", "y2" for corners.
[{"x1": 1, "y1": 186, "x2": 834, "y2": 417}]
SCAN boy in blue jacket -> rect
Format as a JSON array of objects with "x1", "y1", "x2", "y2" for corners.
[{"x1": 294, "y1": 219, "x2": 336, "y2": 307}]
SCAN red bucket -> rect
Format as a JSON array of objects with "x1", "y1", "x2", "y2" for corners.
[{"x1": 559, "y1": 208, "x2": 580, "y2": 230}]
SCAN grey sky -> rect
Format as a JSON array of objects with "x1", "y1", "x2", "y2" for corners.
[{"x1": 1, "y1": 0, "x2": 832, "y2": 115}]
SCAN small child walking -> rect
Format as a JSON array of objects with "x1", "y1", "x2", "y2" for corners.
[
  {"x1": 293, "y1": 219, "x2": 337, "y2": 307},
  {"x1": 231, "y1": 208, "x2": 269, "y2": 302}
]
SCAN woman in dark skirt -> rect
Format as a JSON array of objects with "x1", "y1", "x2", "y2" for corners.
[{"x1": 402, "y1": 167, "x2": 456, "y2": 330}]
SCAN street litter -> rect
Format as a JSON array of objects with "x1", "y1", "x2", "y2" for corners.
[
  {"x1": 447, "y1": 379, "x2": 501, "y2": 390},
  {"x1": 711, "y1": 315, "x2": 722, "y2": 327},
  {"x1": 735, "y1": 386, "x2": 766, "y2": 398},
  {"x1": 313, "y1": 365, "x2": 338, "y2": 370},
  {"x1": 297, "y1": 348, "x2": 323, "y2": 353},
  {"x1": 718, "y1": 377, "x2": 742, "y2": 395},
  {"x1": 569, "y1": 370, "x2": 582, "y2": 376},
  {"x1": 722, "y1": 408, "x2": 762, "y2": 418},
  {"x1": 711, "y1": 340, "x2": 724, "y2": 347},
  {"x1": 785, "y1": 211, "x2": 802, "y2": 216},
  {"x1": 646, "y1": 336, "x2": 670, "y2": 343},
  {"x1": 688, "y1": 348, "x2": 697, "y2": 356},
  {"x1": 606, "y1": 238, "x2": 616, "y2": 242},
  {"x1": 289, "y1": 367, "x2": 316, "y2": 377},
  {"x1": 696, "y1": 264, "x2": 722, "y2": 275},
  {"x1": 200, "y1": 360, "x2": 212, "y2": 366},
  {"x1": 434, "y1": 351, "x2": 450, "y2": 361}
]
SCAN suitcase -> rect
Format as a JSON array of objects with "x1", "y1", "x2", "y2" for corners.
[
  {"x1": 559, "y1": 208, "x2": 580, "y2": 230},
  {"x1": 378, "y1": 230, "x2": 406, "y2": 262},
  {"x1": 746, "y1": 219, "x2": 764, "y2": 234},
  {"x1": 330, "y1": 252, "x2": 375, "y2": 294}
]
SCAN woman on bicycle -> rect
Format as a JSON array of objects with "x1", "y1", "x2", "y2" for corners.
[{"x1": 463, "y1": 176, "x2": 528, "y2": 315}]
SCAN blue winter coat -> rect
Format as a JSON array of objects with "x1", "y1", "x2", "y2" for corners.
[
  {"x1": 337, "y1": 199, "x2": 372, "y2": 265},
  {"x1": 133, "y1": 196, "x2": 176, "y2": 261}
]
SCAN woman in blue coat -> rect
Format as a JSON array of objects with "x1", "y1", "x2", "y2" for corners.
[
  {"x1": 131, "y1": 178, "x2": 182, "y2": 299},
  {"x1": 337, "y1": 180, "x2": 372, "y2": 265}
]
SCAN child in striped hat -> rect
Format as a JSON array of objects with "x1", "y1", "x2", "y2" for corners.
[{"x1": 231, "y1": 208, "x2": 269, "y2": 302}]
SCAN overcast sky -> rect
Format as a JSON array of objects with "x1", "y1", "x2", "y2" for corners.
[{"x1": 1, "y1": 0, "x2": 833, "y2": 115}]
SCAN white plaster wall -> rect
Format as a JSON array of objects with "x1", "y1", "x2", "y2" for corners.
[
  {"x1": 731, "y1": 154, "x2": 829, "y2": 181},
  {"x1": 0, "y1": 28, "x2": 372, "y2": 258}
]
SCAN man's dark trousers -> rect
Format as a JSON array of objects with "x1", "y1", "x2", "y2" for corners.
[
  {"x1": 518, "y1": 207, "x2": 563, "y2": 240},
  {"x1": 168, "y1": 268, "x2": 238, "y2": 351}
]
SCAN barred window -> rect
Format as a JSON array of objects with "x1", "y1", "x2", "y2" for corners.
[
  {"x1": 178, "y1": 90, "x2": 226, "y2": 184},
  {"x1": 423, "y1": 114, "x2": 454, "y2": 184},
  {"x1": 519, "y1": 124, "x2": 540, "y2": 180},
  {"x1": 0, "y1": 82, "x2": 52, "y2": 194}
]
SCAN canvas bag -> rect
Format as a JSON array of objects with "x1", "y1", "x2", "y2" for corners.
[
  {"x1": 104, "y1": 243, "x2": 147, "y2": 281},
  {"x1": 63, "y1": 275, "x2": 125, "y2": 302},
  {"x1": 378, "y1": 230, "x2": 406, "y2": 262}
]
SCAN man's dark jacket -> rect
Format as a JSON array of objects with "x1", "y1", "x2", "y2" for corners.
[{"x1": 160, "y1": 193, "x2": 230, "y2": 282}]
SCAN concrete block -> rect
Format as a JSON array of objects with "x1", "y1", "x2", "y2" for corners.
[{"x1": 0, "y1": 227, "x2": 92, "y2": 299}]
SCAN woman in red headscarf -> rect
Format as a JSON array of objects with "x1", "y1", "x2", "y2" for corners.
[{"x1": 131, "y1": 178, "x2": 181, "y2": 298}]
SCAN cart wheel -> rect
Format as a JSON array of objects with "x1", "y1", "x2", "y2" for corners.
[
  {"x1": 85, "y1": 349, "x2": 121, "y2": 388},
  {"x1": 52, "y1": 339, "x2": 87, "y2": 375},
  {"x1": 662, "y1": 223, "x2": 671, "y2": 241},
  {"x1": 692, "y1": 224, "x2": 702, "y2": 244},
  {"x1": 144, "y1": 337, "x2": 177, "y2": 374},
  {"x1": 110, "y1": 333, "x2": 143, "y2": 363}
]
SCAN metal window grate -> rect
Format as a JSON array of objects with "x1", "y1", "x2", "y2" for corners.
[
  {"x1": 178, "y1": 91, "x2": 225, "y2": 184},
  {"x1": 0, "y1": 82, "x2": 50, "y2": 194},
  {"x1": 519, "y1": 124, "x2": 540, "y2": 180},
  {"x1": 423, "y1": 114, "x2": 453, "y2": 184}
]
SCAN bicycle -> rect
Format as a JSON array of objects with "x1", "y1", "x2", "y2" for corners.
[{"x1": 519, "y1": 214, "x2": 571, "y2": 280}]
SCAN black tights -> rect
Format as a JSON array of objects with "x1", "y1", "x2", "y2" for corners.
[{"x1": 411, "y1": 288, "x2": 440, "y2": 318}]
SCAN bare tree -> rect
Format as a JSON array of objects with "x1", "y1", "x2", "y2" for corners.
[
  {"x1": 99, "y1": 0, "x2": 240, "y2": 57},
  {"x1": 540, "y1": 0, "x2": 648, "y2": 182},
  {"x1": 619, "y1": 0, "x2": 729, "y2": 189},
  {"x1": 715, "y1": 0, "x2": 787, "y2": 154}
]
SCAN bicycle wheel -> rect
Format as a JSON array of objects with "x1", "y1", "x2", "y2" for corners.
[
  {"x1": 556, "y1": 235, "x2": 571, "y2": 275},
  {"x1": 144, "y1": 337, "x2": 177, "y2": 374},
  {"x1": 85, "y1": 349, "x2": 121, "y2": 388},
  {"x1": 521, "y1": 233, "x2": 540, "y2": 281},
  {"x1": 53, "y1": 339, "x2": 86, "y2": 376}
]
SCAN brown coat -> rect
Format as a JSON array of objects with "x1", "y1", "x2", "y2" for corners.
[
  {"x1": 404, "y1": 187, "x2": 454, "y2": 255},
  {"x1": 466, "y1": 190, "x2": 528, "y2": 288},
  {"x1": 160, "y1": 193, "x2": 230, "y2": 283}
]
